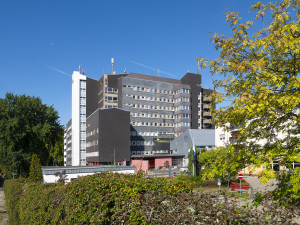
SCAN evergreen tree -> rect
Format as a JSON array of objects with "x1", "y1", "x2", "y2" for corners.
[{"x1": 28, "y1": 154, "x2": 43, "y2": 183}]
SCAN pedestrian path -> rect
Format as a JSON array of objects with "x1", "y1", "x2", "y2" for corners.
[
  {"x1": 243, "y1": 176, "x2": 278, "y2": 198},
  {"x1": 0, "y1": 190, "x2": 8, "y2": 225}
]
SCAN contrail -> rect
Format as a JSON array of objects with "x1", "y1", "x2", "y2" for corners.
[
  {"x1": 42, "y1": 64, "x2": 71, "y2": 77},
  {"x1": 126, "y1": 59, "x2": 178, "y2": 78}
]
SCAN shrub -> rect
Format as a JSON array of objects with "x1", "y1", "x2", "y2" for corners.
[
  {"x1": 4, "y1": 179, "x2": 26, "y2": 225},
  {"x1": 28, "y1": 154, "x2": 43, "y2": 183},
  {"x1": 5, "y1": 173, "x2": 189, "y2": 224}
]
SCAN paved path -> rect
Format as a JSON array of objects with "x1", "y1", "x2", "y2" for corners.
[
  {"x1": 0, "y1": 190, "x2": 9, "y2": 225},
  {"x1": 243, "y1": 176, "x2": 278, "y2": 198}
]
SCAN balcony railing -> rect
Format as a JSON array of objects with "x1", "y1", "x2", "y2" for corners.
[
  {"x1": 203, "y1": 96, "x2": 212, "y2": 102},
  {"x1": 203, "y1": 119, "x2": 212, "y2": 124},
  {"x1": 203, "y1": 104, "x2": 211, "y2": 109},
  {"x1": 203, "y1": 111, "x2": 211, "y2": 117}
]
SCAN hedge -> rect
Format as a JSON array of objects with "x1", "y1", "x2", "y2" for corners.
[
  {"x1": 4, "y1": 172, "x2": 189, "y2": 224},
  {"x1": 4, "y1": 173, "x2": 300, "y2": 224}
]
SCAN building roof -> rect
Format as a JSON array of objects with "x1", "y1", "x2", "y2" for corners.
[
  {"x1": 187, "y1": 129, "x2": 215, "y2": 146},
  {"x1": 126, "y1": 73, "x2": 181, "y2": 84}
]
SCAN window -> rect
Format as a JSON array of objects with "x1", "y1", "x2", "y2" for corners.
[
  {"x1": 132, "y1": 141, "x2": 136, "y2": 146},
  {"x1": 137, "y1": 141, "x2": 140, "y2": 146},
  {"x1": 131, "y1": 131, "x2": 137, "y2": 136}
]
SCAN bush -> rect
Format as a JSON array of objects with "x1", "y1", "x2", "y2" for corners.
[
  {"x1": 4, "y1": 179, "x2": 26, "y2": 225},
  {"x1": 5, "y1": 173, "x2": 189, "y2": 224},
  {"x1": 5, "y1": 173, "x2": 299, "y2": 224},
  {"x1": 139, "y1": 192, "x2": 299, "y2": 224}
]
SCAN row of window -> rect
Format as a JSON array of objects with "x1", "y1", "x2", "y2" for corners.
[
  {"x1": 105, "y1": 96, "x2": 118, "y2": 103},
  {"x1": 132, "y1": 112, "x2": 174, "y2": 119},
  {"x1": 131, "y1": 151, "x2": 151, "y2": 155},
  {"x1": 129, "y1": 94, "x2": 174, "y2": 103},
  {"x1": 175, "y1": 122, "x2": 190, "y2": 127},
  {"x1": 174, "y1": 97, "x2": 190, "y2": 103},
  {"x1": 87, "y1": 140, "x2": 98, "y2": 147},
  {"x1": 174, "y1": 88, "x2": 190, "y2": 95},
  {"x1": 131, "y1": 121, "x2": 174, "y2": 127},
  {"x1": 86, "y1": 128, "x2": 99, "y2": 138},
  {"x1": 105, "y1": 87, "x2": 118, "y2": 93},
  {"x1": 105, "y1": 105, "x2": 117, "y2": 109},
  {"x1": 130, "y1": 131, "x2": 174, "y2": 136},
  {"x1": 174, "y1": 114, "x2": 191, "y2": 119},
  {"x1": 130, "y1": 104, "x2": 174, "y2": 111},
  {"x1": 131, "y1": 141, "x2": 153, "y2": 146},
  {"x1": 174, "y1": 105, "x2": 190, "y2": 111},
  {"x1": 124, "y1": 85, "x2": 174, "y2": 95}
]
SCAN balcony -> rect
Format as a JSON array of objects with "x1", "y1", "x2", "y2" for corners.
[
  {"x1": 203, "y1": 104, "x2": 211, "y2": 109},
  {"x1": 229, "y1": 137, "x2": 238, "y2": 145},
  {"x1": 203, "y1": 111, "x2": 211, "y2": 117},
  {"x1": 203, "y1": 119, "x2": 212, "y2": 124},
  {"x1": 203, "y1": 96, "x2": 212, "y2": 102}
]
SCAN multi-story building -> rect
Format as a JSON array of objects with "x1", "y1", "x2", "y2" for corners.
[{"x1": 64, "y1": 67, "x2": 214, "y2": 166}]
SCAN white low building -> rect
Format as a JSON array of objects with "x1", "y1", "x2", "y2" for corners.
[{"x1": 42, "y1": 165, "x2": 136, "y2": 183}]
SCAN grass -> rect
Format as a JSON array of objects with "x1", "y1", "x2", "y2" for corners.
[
  {"x1": 226, "y1": 191, "x2": 250, "y2": 199},
  {"x1": 193, "y1": 186, "x2": 250, "y2": 199}
]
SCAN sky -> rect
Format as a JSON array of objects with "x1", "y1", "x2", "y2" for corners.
[{"x1": 0, "y1": 0, "x2": 264, "y2": 126}]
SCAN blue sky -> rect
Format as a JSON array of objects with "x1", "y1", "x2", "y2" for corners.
[{"x1": 0, "y1": 0, "x2": 262, "y2": 125}]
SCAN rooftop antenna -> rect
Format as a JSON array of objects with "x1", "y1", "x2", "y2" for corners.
[
  {"x1": 78, "y1": 65, "x2": 81, "y2": 73},
  {"x1": 124, "y1": 68, "x2": 127, "y2": 74},
  {"x1": 111, "y1": 58, "x2": 114, "y2": 74},
  {"x1": 82, "y1": 69, "x2": 85, "y2": 75}
]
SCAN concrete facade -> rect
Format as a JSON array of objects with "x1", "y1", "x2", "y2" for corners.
[
  {"x1": 86, "y1": 108, "x2": 130, "y2": 164},
  {"x1": 66, "y1": 68, "x2": 214, "y2": 166}
]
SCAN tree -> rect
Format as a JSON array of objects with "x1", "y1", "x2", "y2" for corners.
[
  {"x1": 197, "y1": 146, "x2": 240, "y2": 181},
  {"x1": 0, "y1": 93, "x2": 63, "y2": 177},
  {"x1": 198, "y1": 0, "x2": 300, "y2": 204},
  {"x1": 28, "y1": 154, "x2": 43, "y2": 183}
]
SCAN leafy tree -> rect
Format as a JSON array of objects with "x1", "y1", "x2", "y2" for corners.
[
  {"x1": 197, "y1": 146, "x2": 240, "y2": 181},
  {"x1": 0, "y1": 93, "x2": 63, "y2": 177},
  {"x1": 28, "y1": 154, "x2": 43, "y2": 183},
  {"x1": 48, "y1": 128, "x2": 64, "y2": 166},
  {"x1": 198, "y1": 0, "x2": 300, "y2": 204}
]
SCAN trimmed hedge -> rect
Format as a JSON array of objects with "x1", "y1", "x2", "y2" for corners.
[
  {"x1": 4, "y1": 173, "x2": 300, "y2": 224},
  {"x1": 4, "y1": 173, "x2": 189, "y2": 224}
]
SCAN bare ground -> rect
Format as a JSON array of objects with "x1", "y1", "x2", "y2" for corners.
[{"x1": 0, "y1": 190, "x2": 9, "y2": 225}]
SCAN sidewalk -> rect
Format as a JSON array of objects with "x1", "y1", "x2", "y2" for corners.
[
  {"x1": 243, "y1": 176, "x2": 278, "y2": 198},
  {"x1": 0, "y1": 190, "x2": 9, "y2": 225}
]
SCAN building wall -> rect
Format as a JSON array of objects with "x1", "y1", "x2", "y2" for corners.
[
  {"x1": 155, "y1": 157, "x2": 172, "y2": 168},
  {"x1": 86, "y1": 108, "x2": 131, "y2": 164},
  {"x1": 64, "y1": 119, "x2": 72, "y2": 166},
  {"x1": 131, "y1": 160, "x2": 149, "y2": 171},
  {"x1": 120, "y1": 76, "x2": 175, "y2": 155},
  {"x1": 72, "y1": 71, "x2": 87, "y2": 166}
]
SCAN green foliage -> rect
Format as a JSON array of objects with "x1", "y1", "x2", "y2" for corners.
[
  {"x1": 0, "y1": 93, "x2": 63, "y2": 177},
  {"x1": 4, "y1": 173, "x2": 299, "y2": 224},
  {"x1": 5, "y1": 173, "x2": 189, "y2": 224},
  {"x1": 198, "y1": 146, "x2": 242, "y2": 180},
  {"x1": 28, "y1": 154, "x2": 43, "y2": 183},
  {"x1": 198, "y1": 0, "x2": 300, "y2": 204},
  {"x1": 176, "y1": 173, "x2": 203, "y2": 188},
  {"x1": 4, "y1": 179, "x2": 26, "y2": 225},
  {"x1": 187, "y1": 146, "x2": 204, "y2": 176}
]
